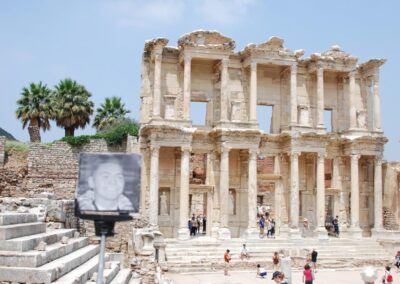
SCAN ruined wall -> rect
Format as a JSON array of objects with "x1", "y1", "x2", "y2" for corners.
[
  {"x1": 383, "y1": 161, "x2": 400, "y2": 230},
  {"x1": 0, "y1": 136, "x2": 5, "y2": 167},
  {"x1": 26, "y1": 138, "x2": 138, "y2": 200}
]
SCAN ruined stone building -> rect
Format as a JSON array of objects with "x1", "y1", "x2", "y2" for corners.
[{"x1": 139, "y1": 30, "x2": 388, "y2": 240}]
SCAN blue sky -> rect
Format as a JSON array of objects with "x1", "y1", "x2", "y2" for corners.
[{"x1": 0, "y1": 0, "x2": 399, "y2": 160}]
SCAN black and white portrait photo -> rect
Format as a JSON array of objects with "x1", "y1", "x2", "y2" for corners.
[{"x1": 75, "y1": 153, "x2": 141, "y2": 216}]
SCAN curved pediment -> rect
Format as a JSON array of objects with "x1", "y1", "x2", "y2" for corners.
[
  {"x1": 178, "y1": 30, "x2": 235, "y2": 51},
  {"x1": 310, "y1": 45, "x2": 358, "y2": 65}
]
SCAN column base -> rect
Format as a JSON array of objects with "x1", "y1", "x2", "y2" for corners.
[
  {"x1": 244, "y1": 227, "x2": 259, "y2": 239},
  {"x1": 279, "y1": 225, "x2": 290, "y2": 239},
  {"x1": 289, "y1": 228, "x2": 302, "y2": 239},
  {"x1": 348, "y1": 226, "x2": 363, "y2": 239},
  {"x1": 217, "y1": 228, "x2": 231, "y2": 240},
  {"x1": 211, "y1": 226, "x2": 219, "y2": 239},
  {"x1": 315, "y1": 227, "x2": 329, "y2": 240},
  {"x1": 371, "y1": 228, "x2": 385, "y2": 239},
  {"x1": 177, "y1": 228, "x2": 190, "y2": 241}
]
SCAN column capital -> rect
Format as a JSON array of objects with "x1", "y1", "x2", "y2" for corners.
[
  {"x1": 290, "y1": 151, "x2": 301, "y2": 159},
  {"x1": 221, "y1": 57, "x2": 230, "y2": 66},
  {"x1": 374, "y1": 155, "x2": 383, "y2": 165},
  {"x1": 184, "y1": 53, "x2": 192, "y2": 62},
  {"x1": 248, "y1": 148, "x2": 258, "y2": 160},
  {"x1": 250, "y1": 60, "x2": 257, "y2": 70},
  {"x1": 317, "y1": 152, "x2": 327, "y2": 160},
  {"x1": 316, "y1": 62, "x2": 324, "y2": 71},
  {"x1": 154, "y1": 53, "x2": 162, "y2": 62},
  {"x1": 181, "y1": 146, "x2": 191, "y2": 153},
  {"x1": 220, "y1": 146, "x2": 231, "y2": 155},
  {"x1": 291, "y1": 63, "x2": 298, "y2": 73},
  {"x1": 350, "y1": 154, "x2": 360, "y2": 161},
  {"x1": 348, "y1": 70, "x2": 357, "y2": 78},
  {"x1": 150, "y1": 145, "x2": 160, "y2": 156}
]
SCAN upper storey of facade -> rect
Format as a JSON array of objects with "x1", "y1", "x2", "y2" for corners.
[{"x1": 140, "y1": 30, "x2": 385, "y2": 137}]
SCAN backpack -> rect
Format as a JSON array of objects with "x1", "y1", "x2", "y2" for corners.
[{"x1": 386, "y1": 273, "x2": 393, "y2": 283}]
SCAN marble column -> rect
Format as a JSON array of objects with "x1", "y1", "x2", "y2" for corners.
[
  {"x1": 245, "y1": 148, "x2": 258, "y2": 239},
  {"x1": 373, "y1": 155, "x2": 383, "y2": 230},
  {"x1": 149, "y1": 146, "x2": 160, "y2": 225},
  {"x1": 290, "y1": 152, "x2": 300, "y2": 232},
  {"x1": 183, "y1": 54, "x2": 192, "y2": 121},
  {"x1": 220, "y1": 58, "x2": 229, "y2": 122},
  {"x1": 349, "y1": 71, "x2": 357, "y2": 129},
  {"x1": 290, "y1": 64, "x2": 298, "y2": 125},
  {"x1": 249, "y1": 61, "x2": 257, "y2": 122},
  {"x1": 349, "y1": 154, "x2": 362, "y2": 237},
  {"x1": 373, "y1": 73, "x2": 381, "y2": 131},
  {"x1": 218, "y1": 146, "x2": 231, "y2": 239},
  {"x1": 152, "y1": 53, "x2": 162, "y2": 118},
  {"x1": 332, "y1": 157, "x2": 340, "y2": 189},
  {"x1": 178, "y1": 147, "x2": 190, "y2": 240},
  {"x1": 274, "y1": 154, "x2": 284, "y2": 235},
  {"x1": 316, "y1": 64, "x2": 325, "y2": 128},
  {"x1": 316, "y1": 153, "x2": 328, "y2": 238}
]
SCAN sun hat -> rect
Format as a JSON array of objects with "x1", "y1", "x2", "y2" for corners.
[{"x1": 271, "y1": 271, "x2": 281, "y2": 280}]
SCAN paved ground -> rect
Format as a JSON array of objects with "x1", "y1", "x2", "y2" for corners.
[{"x1": 166, "y1": 268, "x2": 400, "y2": 284}]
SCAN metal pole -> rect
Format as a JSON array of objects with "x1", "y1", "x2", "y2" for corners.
[{"x1": 97, "y1": 232, "x2": 106, "y2": 284}]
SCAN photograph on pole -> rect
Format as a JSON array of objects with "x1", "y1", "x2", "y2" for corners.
[{"x1": 75, "y1": 153, "x2": 141, "y2": 219}]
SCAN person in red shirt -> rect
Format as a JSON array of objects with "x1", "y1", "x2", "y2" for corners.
[
  {"x1": 303, "y1": 263, "x2": 314, "y2": 284},
  {"x1": 224, "y1": 249, "x2": 231, "y2": 276}
]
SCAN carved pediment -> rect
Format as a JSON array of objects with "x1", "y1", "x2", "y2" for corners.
[
  {"x1": 178, "y1": 30, "x2": 235, "y2": 51},
  {"x1": 144, "y1": 38, "x2": 169, "y2": 53},
  {"x1": 240, "y1": 36, "x2": 304, "y2": 60},
  {"x1": 310, "y1": 45, "x2": 358, "y2": 65}
]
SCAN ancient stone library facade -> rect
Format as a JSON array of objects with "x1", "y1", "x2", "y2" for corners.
[{"x1": 139, "y1": 30, "x2": 392, "y2": 240}]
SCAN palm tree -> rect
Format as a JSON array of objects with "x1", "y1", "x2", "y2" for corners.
[
  {"x1": 93, "y1": 96, "x2": 131, "y2": 131},
  {"x1": 53, "y1": 78, "x2": 94, "y2": 137},
  {"x1": 16, "y1": 82, "x2": 54, "y2": 142}
]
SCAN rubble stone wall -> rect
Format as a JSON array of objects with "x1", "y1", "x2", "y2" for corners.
[
  {"x1": 26, "y1": 138, "x2": 138, "y2": 200},
  {"x1": 0, "y1": 136, "x2": 5, "y2": 167}
]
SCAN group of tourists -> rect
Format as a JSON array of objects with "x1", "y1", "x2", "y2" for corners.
[
  {"x1": 188, "y1": 214, "x2": 206, "y2": 236},
  {"x1": 258, "y1": 214, "x2": 276, "y2": 238}
]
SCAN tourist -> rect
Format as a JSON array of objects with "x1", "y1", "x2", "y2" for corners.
[
  {"x1": 240, "y1": 244, "x2": 250, "y2": 261},
  {"x1": 332, "y1": 215, "x2": 339, "y2": 237},
  {"x1": 303, "y1": 263, "x2": 314, "y2": 284},
  {"x1": 270, "y1": 218, "x2": 276, "y2": 238},
  {"x1": 191, "y1": 216, "x2": 197, "y2": 236},
  {"x1": 224, "y1": 249, "x2": 231, "y2": 276},
  {"x1": 272, "y1": 271, "x2": 287, "y2": 283},
  {"x1": 394, "y1": 251, "x2": 400, "y2": 272},
  {"x1": 279, "y1": 272, "x2": 289, "y2": 284},
  {"x1": 311, "y1": 249, "x2": 318, "y2": 272},
  {"x1": 256, "y1": 264, "x2": 267, "y2": 278},
  {"x1": 382, "y1": 265, "x2": 393, "y2": 283},
  {"x1": 188, "y1": 219, "x2": 193, "y2": 234},
  {"x1": 272, "y1": 251, "x2": 280, "y2": 271},
  {"x1": 77, "y1": 156, "x2": 134, "y2": 211},
  {"x1": 267, "y1": 218, "x2": 273, "y2": 238},
  {"x1": 259, "y1": 216, "x2": 265, "y2": 238},
  {"x1": 202, "y1": 215, "x2": 207, "y2": 233},
  {"x1": 196, "y1": 215, "x2": 202, "y2": 234}
]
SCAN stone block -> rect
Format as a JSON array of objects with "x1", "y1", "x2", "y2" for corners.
[
  {"x1": 0, "y1": 222, "x2": 46, "y2": 240},
  {"x1": 35, "y1": 240, "x2": 47, "y2": 251},
  {"x1": 61, "y1": 236, "x2": 69, "y2": 244},
  {"x1": 0, "y1": 213, "x2": 37, "y2": 226}
]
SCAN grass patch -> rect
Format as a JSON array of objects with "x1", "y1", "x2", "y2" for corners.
[
  {"x1": 5, "y1": 140, "x2": 29, "y2": 153},
  {"x1": 60, "y1": 119, "x2": 139, "y2": 147}
]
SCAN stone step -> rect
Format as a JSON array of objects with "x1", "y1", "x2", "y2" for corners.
[
  {"x1": 110, "y1": 268, "x2": 132, "y2": 284},
  {"x1": 84, "y1": 261, "x2": 121, "y2": 284},
  {"x1": 0, "y1": 213, "x2": 38, "y2": 225},
  {"x1": 0, "y1": 222, "x2": 46, "y2": 240},
  {"x1": 0, "y1": 228, "x2": 76, "y2": 251},
  {"x1": 0, "y1": 237, "x2": 89, "y2": 267},
  {"x1": 52, "y1": 254, "x2": 100, "y2": 284},
  {"x1": 0, "y1": 244, "x2": 99, "y2": 283}
]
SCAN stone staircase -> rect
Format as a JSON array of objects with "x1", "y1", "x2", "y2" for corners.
[
  {"x1": 0, "y1": 213, "x2": 133, "y2": 283},
  {"x1": 165, "y1": 236, "x2": 393, "y2": 273}
]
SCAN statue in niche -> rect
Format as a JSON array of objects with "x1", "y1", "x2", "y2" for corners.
[
  {"x1": 228, "y1": 190, "x2": 236, "y2": 215},
  {"x1": 159, "y1": 191, "x2": 169, "y2": 216},
  {"x1": 356, "y1": 110, "x2": 367, "y2": 128}
]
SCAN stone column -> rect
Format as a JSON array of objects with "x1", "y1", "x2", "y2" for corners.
[
  {"x1": 290, "y1": 152, "x2": 300, "y2": 237},
  {"x1": 245, "y1": 148, "x2": 258, "y2": 239},
  {"x1": 317, "y1": 64, "x2": 325, "y2": 128},
  {"x1": 183, "y1": 54, "x2": 192, "y2": 121},
  {"x1": 178, "y1": 147, "x2": 190, "y2": 240},
  {"x1": 290, "y1": 64, "x2": 298, "y2": 125},
  {"x1": 218, "y1": 146, "x2": 231, "y2": 239},
  {"x1": 349, "y1": 71, "x2": 357, "y2": 129},
  {"x1": 249, "y1": 61, "x2": 257, "y2": 122},
  {"x1": 349, "y1": 154, "x2": 362, "y2": 237},
  {"x1": 373, "y1": 72, "x2": 381, "y2": 131},
  {"x1": 274, "y1": 154, "x2": 284, "y2": 235},
  {"x1": 152, "y1": 53, "x2": 162, "y2": 118},
  {"x1": 220, "y1": 57, "x2": 229, "y2": 122},
  {"x1": 316, "y1": 153, "x2": 328, "y2": 238},
  {"x1": 332, "y1": 157, "x2": 340, "y2": 189},
  {"x1": 373, "y1": 155, "x2": 383, "y2": 231},
  {"x1": 149, "y1": 146, "x2": 160, "y2": 226}
]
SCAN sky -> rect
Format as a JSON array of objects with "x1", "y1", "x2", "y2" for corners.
[{"x1": 0, "y1": 0, "x2": 399, "y2": 160}]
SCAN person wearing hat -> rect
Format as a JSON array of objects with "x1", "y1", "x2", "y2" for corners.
[{"x1": 271, "y1": 271, "x2": 288, "y2": 284}]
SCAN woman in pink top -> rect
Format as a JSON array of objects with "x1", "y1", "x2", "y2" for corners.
[{"x1": 303, "y1": 263, "x2": 314, "y2": 284}]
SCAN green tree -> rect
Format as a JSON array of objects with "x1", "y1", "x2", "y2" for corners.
[
  {"x1": 93, "y1": 96, "x2": 131, "y2": 131},
  {"x1": 16, "y1": 82, "x2": 54, "y2": 142},
  {"x1": 53, "y1": 78, "x2": 94, "y2": 137}
]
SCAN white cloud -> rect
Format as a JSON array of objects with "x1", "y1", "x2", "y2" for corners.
[
  {"x1": 194, "y1": 0, "x2": 255, "y2": 25},
  {"x1": 105, "y1": 0, "x2": 186, "y2": 28}
]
